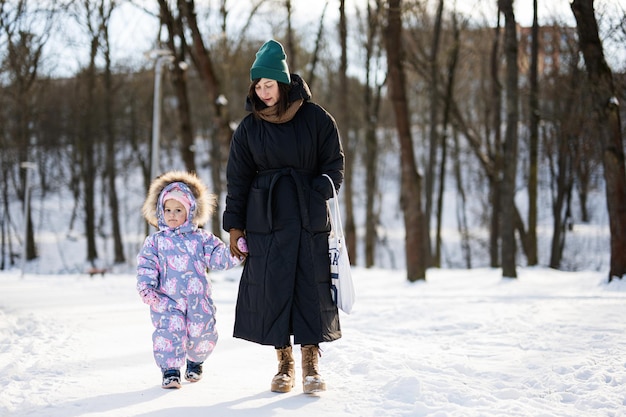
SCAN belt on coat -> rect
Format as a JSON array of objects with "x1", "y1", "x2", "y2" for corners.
[{"x1": 257, "y1": 168, "x2": 314, "y2": 232}]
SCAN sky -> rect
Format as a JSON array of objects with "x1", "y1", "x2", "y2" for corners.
[{"x1": 45, "y1": 0, "x2": 626, "y2": 76}]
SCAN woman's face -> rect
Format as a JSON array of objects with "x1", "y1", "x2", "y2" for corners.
[
  {"x1": 255, "y1": 78, "x2": 280, "y2": 107},
  {"x1": 163, "y1": 199, "x2": 187, "y2": 228}
]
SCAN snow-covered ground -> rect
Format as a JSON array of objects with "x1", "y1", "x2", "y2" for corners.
[
  {"x1": 1, "y1": 266, "x2": 625, "y2": 417},
  {"x1": 1, "y1": 84, "x2": 620, "y2": 415}
]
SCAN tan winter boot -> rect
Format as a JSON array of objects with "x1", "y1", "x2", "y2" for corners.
[
  {"x1": 301, "y1": 345, "x2": 326, "y2": 394},
  {"x1": 271, "y1": 345, "x2": 295, "y2": 393}
]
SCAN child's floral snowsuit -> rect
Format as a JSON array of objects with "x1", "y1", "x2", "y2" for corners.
[{"x1": 137, "y1": 172, "x2": 241, "y2": 371}]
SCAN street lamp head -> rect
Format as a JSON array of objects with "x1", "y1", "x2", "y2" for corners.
[{"x1": 145, "y1": 49, "x2": 173, "y2": 60}]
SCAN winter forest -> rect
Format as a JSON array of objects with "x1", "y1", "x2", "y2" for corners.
[{"x1": 1, "y1": 0, "x2": 626, "y2": 281}]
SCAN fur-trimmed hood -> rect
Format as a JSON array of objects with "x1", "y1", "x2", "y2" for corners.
[{"x1": 142, "y1": 170, "x2": 216, "y2": 230}]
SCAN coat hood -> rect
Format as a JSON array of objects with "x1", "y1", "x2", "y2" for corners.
[{"x1": 142, "y1": 170, "x2": 216, "y2": 230}]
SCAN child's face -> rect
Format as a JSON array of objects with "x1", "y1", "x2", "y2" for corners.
[{"x1": 163, "y1": 199, "x2": 187, "y2": 228}]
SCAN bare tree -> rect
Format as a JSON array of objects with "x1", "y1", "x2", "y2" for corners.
[
  {"x1": 177, "y1": 0, "x2": 235, "y2": 233},
  {"x1": 385, "y1": 0, "x2": 426, "y2": 281},
  {"x1": 489, "y1": 12, "x2": 503, "y2": 268},
  {"x1": 75, "y1": 0, "x2": 103, "y2": 264},
  {"x1": 88, "y1": 0, "x2": 125, "y2": 264},
  {"x1": 285, "y1": 0, "x2": 295, "y2": 71},
  {"x1": 306, "y1": 1, "x2": 328, "y2": 95},
  {"x1": 574, "y1": 110, "x2": 602, "y2": 224},
  {"x1": 526, "y1": 0, "x2": 539, "y2": 265},
  {"x1": 0, "y1": 0, "x2": 53, "y2": 262},
  {"x1": 362, "y1": 0, "x2": 384, "y2": 268},
  {"x1": 424, "y1": 0, "x2": 444, "y2": 268},
  {"x1": 571, "y1": 0, "x2": 626, "y2": 281},
  {"x1": 536, "y1": 28, "x2": 587, "y2": 269},
  {"x1": 157, "y1": 0, "x2": 195, "y2": 174},
  {"x1": 403, "y1": 5, "x2": 505, "y2": 270},
  {"x1": 546, "y1": 120, "x2": 574, "y2": 269},
  {"x1": 434, "y1": 11, "x2": 460, "y2": 268},
  {"x1": 498, "y1": 0, "x2": 519, "y2": 279},
  {"x1": 452, "y1": 128, "x2": 472, "y2": 267},
  {"x1": 447, "y1": 16, "x2": 504, "y2": 269},
  {"x1": 337, "y1": 0, "x2": 357, "y2": 265}
]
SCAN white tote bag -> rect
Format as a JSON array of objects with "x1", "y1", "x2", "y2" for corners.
[{"x1": 323, "y1": 174, "x2": 355, "y2": 314}]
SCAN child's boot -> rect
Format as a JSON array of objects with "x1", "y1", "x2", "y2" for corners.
[
  {"x1": 301, "y1": 345, "x2": 326, "y2": 393},
  {"x1": 185, "y1": 359, "x2": 203, "y2": 382},
  {"x1": 162, "y1": 369, "x2": 181, "y2": 389},
  {"x1": 271, "y1": 345, "x2": 295, "y2": 393}
]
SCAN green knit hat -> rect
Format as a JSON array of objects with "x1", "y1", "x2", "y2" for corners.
[{"x1": 250, "y1": 40, "x2": 291, "y2": 84}]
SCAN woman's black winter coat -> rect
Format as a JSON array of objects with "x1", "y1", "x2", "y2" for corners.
[{"x1": 223, "y1": 74, "x2": 344, "y2": 347}]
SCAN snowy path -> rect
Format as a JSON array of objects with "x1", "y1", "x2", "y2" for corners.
[{"x1": 1, "y1": 267, "x2": 625, "y2": 417}]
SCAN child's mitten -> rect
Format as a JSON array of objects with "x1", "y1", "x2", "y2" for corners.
[
  {"x1": 140, "y1": 288, "x2": 159, "y2": 306},
  {"x1": 237, "y1": 236, "x2": 248, "y2": 253}
]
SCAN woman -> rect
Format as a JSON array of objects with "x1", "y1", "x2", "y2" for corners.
[{"x1": 223, "y1": 39, "x2": 344, "y2": 394}]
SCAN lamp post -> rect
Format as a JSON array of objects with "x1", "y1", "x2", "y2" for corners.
[
  {"x1": 20, "y1": 161, "x2": 36, "y2": 277},
  {"x1": 147, "y1": 49, "x2": 175, "y2": 180}
]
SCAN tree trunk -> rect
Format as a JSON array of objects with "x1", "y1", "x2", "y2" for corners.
[
  {"x1": 526, "y1": 0, "x2": 539, "y2": 265},
  {"x1": 425, "y1": 0, "x2": 445, "y2": 267},
  {"x1": 101, "y1": 1, "x2": 125, "y2": 264},
  {"x1": 179, "y1": 0, "x2": 234, "y2": 232},
  {"x1": 489, "y1": 175, "x2": 501, "y2": 267},
  {"x1": 73, "y1": 0, "x2": 105, "y2": 265},
  {"x1": 306, "y1": 1, "x2": 328, "y2": 91},
  {"x1": 285, "y1": 0, "x2": 296, "y2": 72},
  {"x1": 548, "y1": 134, "x2": 573, "y2": 269},
  {"x1": 548, "y1": 127, "x2": 575, "y2": 269},
  {"x1": 385, "y1": 0, "x2": 426, "y2": 281},
  {"x1": 546, "y1": 61, "x2": 580, "y2": 269},
  {"x1": 172, "y1": 66, "x2": 196, "y2": 173},
  {"x1": 18, "y1": 103, "x2": 37, "y2": 262},
  {"x1": 3, "y1": 24, "x2": 43, "y2": 261},
  {"x1": 338, "y1": 0, "x2": 357, "y2": 265},
  {"x1": 363, "y1": 0, "x2": 383, "y2": 268},
  {"x1": 499, "y1": 0, "x2": 519, "y2": 278},
  {"x1": 83, "y1": 35, "x2": 99, "y2": 264},
  {"x1": 452, "y1": 129, "x2": 472, "y2": 268},
  {"x1": 489, "y1": 11, "x2": 503, "y2": 268},
  {"x1": 571, "y1": 0, "x2": 626, "y2": 281},
  {"x1": 435, "y1": 11, "x2": 460, "y2": 268},
  {"x1": 160, "y1": 1, "x2": 195, "y2": 173}
]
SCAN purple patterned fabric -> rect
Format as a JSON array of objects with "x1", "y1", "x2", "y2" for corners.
[{"x1": 137, "y1": 181, "x2": 241, "y2": 370}]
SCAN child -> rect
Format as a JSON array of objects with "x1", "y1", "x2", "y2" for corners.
[{"x1": 136, "y1": 170, "x2": 244, "y2": 389}]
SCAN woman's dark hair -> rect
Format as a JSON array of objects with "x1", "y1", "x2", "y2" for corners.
[{"x1": 248, "y1": 79, "x2": 291, "y2": 118}]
